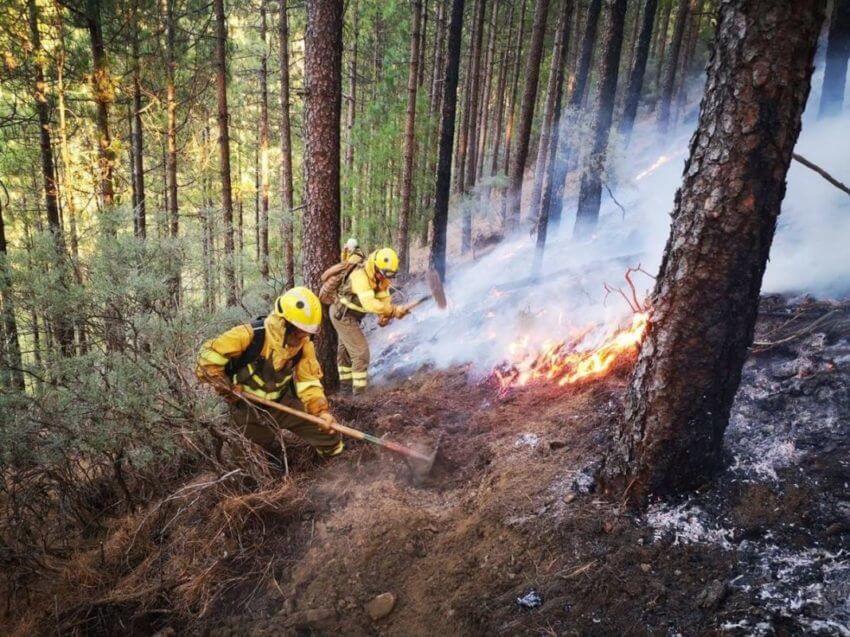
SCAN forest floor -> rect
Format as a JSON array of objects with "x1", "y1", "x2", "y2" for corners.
[{"x1": 4, "y1": 295, "x2": 850, "y2": 636}]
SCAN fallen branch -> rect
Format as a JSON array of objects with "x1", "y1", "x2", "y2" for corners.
[
  {"x1": 792, "y1": 153, "x2": 850, "y2": 197},
  {"x1": 752, "y1": 309, "x2": 841, "y2": 350}
]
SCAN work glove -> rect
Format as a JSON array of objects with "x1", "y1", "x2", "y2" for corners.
[
  {"x1": 393, "y1": 305, "x2": 410, "y2": 320},
  {"x1": 317, "y1": 411, "x2": 338, "y2": 435},
  {"x1": 378, "y1": 315, "x2": 392, "y2": 328}
]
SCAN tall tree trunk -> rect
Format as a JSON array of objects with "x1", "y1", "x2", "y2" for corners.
[
  {"x1": 29, "y1": 0, "x2": 75, "y2": 357},
  {"x1": 656, "y1": 0, "x2": 688, "y2": 132},
  {"x1": 674, "y1": 0, "x2": 703, "y2": 121},
  {"x1": 454, "y1": 0, "x2": 479, "y2": 196},
  {"x1": 430, "y1": 0, "x2": 465, "y2": 280},
  {"x1": 280, "y1": 0, "x2": 296, "y2": 289},
  {"x1": 461, "y1": 0, "x2": 488, "y2": 252},
  {"x1": 574, "y1": 0, "x2": 629, "y2": 239},
  {"x1": 304, "y1": 0, "x2": 343, "y2": 387},
  {"x1": 475, "y1": 0, "x2": 498, "y2": 179},
  {"x1": 619, "y1": 0, "x2": 659, "y2": 143},
  {"x1": 85, "y1": 0, "x2": 115, "y2": 210},
  {"x1": 130, "y1": 1, "x2": 146, "y2": 239},
  {"x1": 504, "y1": 0, "x2": 551, "y2": 231},
  {"x1": 535, "y1": 0, "x2": 575, "y2": 269},
  {"x1": 605, "y1": 0, "x2": 824, "y2": 504},
  {"x1": 819, "y1": 0, "x2": 850, "y2": 118},
  {"x1": 500, "y1": 0, "x2": 528, "y2": 184},
  {"x1": 258, "y1": 0, "x2": 271, "y2": 280},
  {"x1": 344, "y1": 0, "x2": 358, "y2": 235},
  {"x1": 529, "y1": 2, "x2": 570, "y2": 220},
  {"x1": 418, "y1": 0, "x2": 429, "y2": 88},
  {"x1": 487, "y1": 0, "x2": 515, "y2": 181},
  {"x1": 547, "y1": 0, "x2": 603, "y2": 230},
  {"x1": 162, "y1": 0, "x2": 180, "y2": 305},
  {"x1": 652, "y1": 0, "x2": 672, "y2": 94},
  {"x1": 398, "y1": 0, "x2": 423, "y2": 273},
  {"x1": 0, "y1": 189, "x2": 25, "y2": 390},
  {"x1": 214, "y1": 0, "x2": 237, "y2": 306}
]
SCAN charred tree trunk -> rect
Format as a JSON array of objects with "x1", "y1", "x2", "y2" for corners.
[
  {"x1": 304, "y1": 0, "x2": 343, "y2": 386},
  {"x1": 280, "y1": 0, "x2": 295, "y2": 289},
  {"x1": 461, "y1": 0, "x2": 488, "y2": 252},
  {"x1": 29, "y1": 0, "x2": 75, "y2": 357},
  {"x1": 398, "y1": 0, "x2": 423, "y2": 273},
  {"x1": 214, "y1": 0, "x2": 237, "y2": 306},
  {"x1": 619, "y1": 0, "x2": 658, "y2": 144},
  {"x1": 547, "y1": 0, "x2": 603, "y2": 230},
  {"x1": 604, "y1": 0, "x2": 824, "y2": 504},
  {"x1": 504, "y1": 0, "x2": 551, "y2": 231},
  {"x1": 656, "y1": 0, "x2": 688, "y2": 132},
  {"x1": 574, "y1": 0, "x2": 629, "y2": 239},
  {"x1": 430, "y1": 0, "x2": 465, "y2": 280},
  {"x1": 85, "y1": 0, "x2": 116, "y2": 210},
  {"x1": 535, "y1": 0, "x2": 575, "y2": 268},
  {"x1": 819, "y1": 0, "x2": 850, "y2": 118},
  {"x1": 259, "y1": 0, "x2": 271, "y2": 281}
]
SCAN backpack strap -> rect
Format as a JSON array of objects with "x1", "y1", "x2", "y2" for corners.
[{"x1": 224, "y1": 316, "x2": 266, "y2": 378}]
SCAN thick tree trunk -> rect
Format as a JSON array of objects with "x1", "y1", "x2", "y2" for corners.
[
  {"x1": 29, "y1": 0, "x2": 75, "y2": 357},
  {"x1": 504, "y1": 0, "x2": 551, "y2": 231},
  {"x1": 162, "y1": 0, "x2": 180, "y2": 305},
  {"x1": 605, "y1": 0, "x2": 824, "y2": 504},
  {"x1": 304, "y1": 0, "x2": 343, "y2": 387},
  {"x1": 214, "y1": 0, "x2": 237, "y2": 306},
  {"x1": 461, "y1": 0, "x2": 488, "y2": 252},
  {"x1": 86, "y1": 0, "x2": 116, "y2": 210},
  {"x1": 430, "y1": 0, "x2": 465, "y2": 280},
  {"x1": 535, "y1": 0, "x2": 575, "y2": 269},
  {"x1": 619, "y1": 0, "x2": 659, "y2": 143},
  {"x1": 529, "y1": 2, "x2": 570, "y2": 221},
  {"x1": 574, "y1": 0, "x2": 629, "y2": 239},
  {"x1": 398, "y1": 0, "x2": 423, "y2": 273},
  {"x1": 819, "y1": 0, "x2": 850, "y2": 118},
  {"x1": 656, "y1": 0, "x2": 688, "y2": 132},
  {"x1": 259, "y1": 0, "x2": 270, "y2": 280},
  {"x1": 546, "y1": 0, "x2": 603, "y2": 230},
  {"x1": 280, "y1": 0, "x2": 295, "y2": 289}
]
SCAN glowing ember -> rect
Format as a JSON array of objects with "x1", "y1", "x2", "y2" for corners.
[
  {"x1": 493, "y1": 313, "x2": 649, "y2": 393},
  {"x1": 635, "y1": 153, "x2": 676, "y2": 181}
]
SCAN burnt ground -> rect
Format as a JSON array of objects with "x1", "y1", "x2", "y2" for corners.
[{"x1": 4, "y1": 295, "x2": 850, "y2": 636}]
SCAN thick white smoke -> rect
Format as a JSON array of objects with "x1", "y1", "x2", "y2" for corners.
[{"x1": 370, "y1": 78, "x2": 850, "y2": 379}]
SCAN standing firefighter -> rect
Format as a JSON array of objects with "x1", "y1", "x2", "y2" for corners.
[
  {"x1": 197, "y1": 287, "x2": 344, "y2": 461},
  {"x1": 325, "y1": 247, "x2": 409, "y2": 393}
]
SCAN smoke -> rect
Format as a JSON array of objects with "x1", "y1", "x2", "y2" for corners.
[{"x1": 371, "y1": 82, "x2": 850, "y2": 379}]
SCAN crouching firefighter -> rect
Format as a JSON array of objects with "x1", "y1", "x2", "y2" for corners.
[
  {"x1": 323, "y1": 247, "x2": 410, "y2": 394},
  {"x1": 196, "y1": 287, "x2": 345, "y2": 461}
]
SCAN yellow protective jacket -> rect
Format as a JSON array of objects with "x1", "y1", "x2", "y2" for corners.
[
  {"x1": 196, "y1": 314, "x2": 329, "y2": 415},
  {"x1": 338, "y1": 259, "x2": 395, "y2": 318}
]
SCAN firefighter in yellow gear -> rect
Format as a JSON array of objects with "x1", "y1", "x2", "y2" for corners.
[
  {"x1": 341, "y1": 237, "x2": 365, "y2": 264},
  {"x1": 197, "y1": 287, "x2": 344, "y2": 460},
  {"x1": 330, "y1": 247, "x2": 409, "y2": 394}
]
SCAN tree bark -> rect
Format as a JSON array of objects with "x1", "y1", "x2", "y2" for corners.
[
  {"x1": 574, "y1": 0, "x2": 629, "y2": 239},
  {"x1": 674, "y1": 0, "x2": 704, "y2": 121},
  {"x1": 605, "y1": 0, "x2": 825, "y2": 504},
  {"x1": 214, "y1": 0, "x2": 237, "y2": 306},
  {"x1": 430, "y1": 0, "x2": 466, "y2": 280},
  {"x1": 259, "y1": 0, "x2": 270, "y2": 280},
  {"x1": 487, "y1": 0, "x2": 514, "y2": 181},
  {"x1": 619, "y1": 0, "x2": 659, "y2": 144},
  {"x1": 653, "y1": 0, "x2": 672, "y2": 94},
  {"x1": 656, "y1": 0, "x2": 688, "y2": 132},
  {"x1": 504, "y1": 0, "x2": 551, "y2": 231},
  {"x1": 461, "y1": 0, "x2": 488, "y2": 252},
  {"x1": 162, "y1": 0, "x2": 180, "y2": 305},
  {"x1": 29, "y1": 0, "x2": 75, "y2": 357},
  {"x1": 500, "y1": 0, "x2": 528, "y2": 184},
  {"x1": 399, "y1": 0, "x2": 424, "y2": 273},
  {"x1": 454, "y1": 0, "x2": 479, "y2": 196},
  {"x1": 304, "y1": 0, "x2": 343, "y2": 386},
  {"x1": 130, "y1": 0, "x2": 146, "y2": 239},
  {"x1": 85, "y1": 0, "x2": 116, "y2": 210},
  {"x1": 535, "y1": 0, "x2": 575, "y2": 270},
  {"x1": 0, "y1": 191, "x2": 25, "y2": 390},
  {"x1": 819, "y1": 0, "x2": 850, "y2": 118},
  {"x1": 344, "y1": 0, "x2": 358, "y2": 235},
  {"x1": 476, "y1": 0, "x2": 499, "y2": 179},
  {"x1": 280, "y1": 0, "x2": 295, "y2": 289}
]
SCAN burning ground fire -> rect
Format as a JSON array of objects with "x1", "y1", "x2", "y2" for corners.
[{"x1": 492, "y1": 313, "x2": 649, "y2": 394}]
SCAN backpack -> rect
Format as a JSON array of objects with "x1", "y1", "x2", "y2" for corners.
[{"x1": 318, "y1": 261, "x2": 358, "y2": 305}]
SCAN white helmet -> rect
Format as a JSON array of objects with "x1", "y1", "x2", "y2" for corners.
[{"x1": 344, "y1": 237, "x2": 358, "y2": 251}]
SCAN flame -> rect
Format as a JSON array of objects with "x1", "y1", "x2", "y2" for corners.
[
  {"x1": 635, "y1": 154, "x2": 673, "y2": 181},
  {"x1": 493, "y1": 313, "x2": 649, "y2": 393}
]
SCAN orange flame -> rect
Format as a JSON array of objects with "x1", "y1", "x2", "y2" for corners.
[{"x1": 493, "y1": 313, "x2": 649, "y2": 393}]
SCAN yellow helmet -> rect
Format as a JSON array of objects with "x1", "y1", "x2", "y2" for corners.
[
  {"x1": 274, "y1": 287, "x2": 322, "y2": 334},
  {"x1": 371, "y1": 247, "x2": 399, "y2": 279}
]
